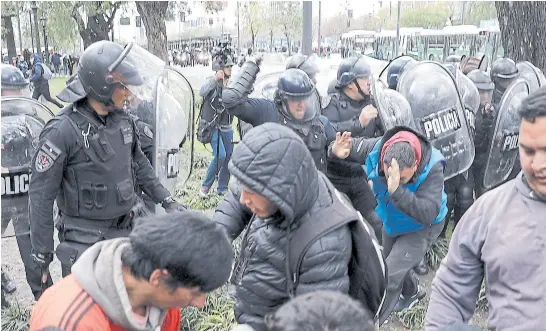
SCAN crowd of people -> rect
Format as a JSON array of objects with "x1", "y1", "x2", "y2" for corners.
[{"x1": 1, "y1": 38, "x2": 545, "y2": 331}]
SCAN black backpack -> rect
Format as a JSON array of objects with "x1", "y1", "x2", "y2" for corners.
[{"x1": 287, "y1": 175, "x2": 387, "y2": 320}]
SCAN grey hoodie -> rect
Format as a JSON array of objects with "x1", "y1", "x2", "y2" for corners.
[
  {"x1": 72, "y1": 238, "x2": 168, "y2": 331},
  {"x1": 425, "y1": 173, "x2": 546, "y2": 331}
]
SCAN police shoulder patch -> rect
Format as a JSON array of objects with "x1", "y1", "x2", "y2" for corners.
[
  {"x1": 34, "y1": 139, "x2": 61, "y2": 173},
  {"x1": 143, "y1": 125, "x2": 153, "y2": 139}
]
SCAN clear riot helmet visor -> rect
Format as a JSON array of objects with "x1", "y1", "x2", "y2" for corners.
[
  {"x1": 281, "y1": 91, "x2": 320, "y2": 122},
  {"x1": 107, "y1": 43, "x2": 166, "y2": 104},
  {"x1": 479, "y1": 90, "x2": 493, "y2": 106}
]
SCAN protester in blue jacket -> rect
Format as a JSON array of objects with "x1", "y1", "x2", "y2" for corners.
[{"x1": 330, "y1": 126, "x2": 447, "y2": 323}]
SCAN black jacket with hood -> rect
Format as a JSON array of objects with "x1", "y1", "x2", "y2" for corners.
[{"x1": 221, "y1": 123, "x2": 352, "y2": 331}]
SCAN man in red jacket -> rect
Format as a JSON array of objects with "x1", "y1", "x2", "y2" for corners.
[{"x1": 30, "y1": 211, "x2": 234, "y2": 331}]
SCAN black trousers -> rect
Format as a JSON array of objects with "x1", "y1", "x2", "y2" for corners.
[
  {"x1": 32, "y1": 82, "x2": 64, "y2": 108},
  {"x1": 2, "y1": 214, "x2": 53, "y2": 301}
]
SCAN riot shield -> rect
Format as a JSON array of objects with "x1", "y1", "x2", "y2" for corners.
[
  {"x1": 152, "y1": 67, "x2": 195, "y2": 214},
  {"x1": 1, "y1": 97, "x2": 54, "y2": 235},
  {"x1": 371, "y1": 76, "x2": 415, "y2": 130},
  {"x1": 456, "y1": 71, "x2": 480, "y2": 137},
  {"x1": 482, "y1": 78, "x2": 530, "y2": 189},
  {"x1": 397, "y1": 61, "x2": 475, "y2": 179},
  {"x1": 516, "y1": 61, "x2": 546, "y2": 94}
]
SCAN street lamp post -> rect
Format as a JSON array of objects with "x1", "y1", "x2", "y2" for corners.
[
  {"x1": 31, "y1": 1, "x2": 41, "y2": 55},
  {"x1": 40, "y1": 13, "x2": 48, "y2": 63}
]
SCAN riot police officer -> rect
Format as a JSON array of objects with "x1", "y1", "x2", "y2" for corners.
[
  {"x1": 198, "y1": 55, "x2": 235, "y2": 196},
  {"x1": 1, "y1": 64, "x2": 55, "y2": 303},
  {"x1": 490, "y1": 58, "x2": 519, "y2": 107},
  {"x1": 386, "y1": 56, "x2": 417, "y2": 91},
  {"x1": 286, "y1": 54, "x2": 320, "y2": 84},
  {"x1": 222, "y1": 61, "x2": 335, "y2": 172},
  {"x1": 321, "y1": 57, "x2": 383, "y2": 241},
  {"x1": 467, "y1": 69, "x2": 497, "y2": 197},
  {"x1": 28, "y1": 41, "x2": 185, "y2": 281},
  {"x1": 490, "y1": 59, "x2": 522, "y2": 182}
]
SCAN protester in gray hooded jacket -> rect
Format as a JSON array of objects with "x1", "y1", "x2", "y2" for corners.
[
  {"x1": 425, "y1": 86, "x2": 546, "y2": 331},
  {"x1": 218, "y1": 122, "x2": 354, "y2": 331}
]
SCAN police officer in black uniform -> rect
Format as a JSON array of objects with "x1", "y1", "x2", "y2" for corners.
[
  {"x1": 490, "y1": 58, "x2": 521, "y2": 182},
  {"x1": 28, "y1": 41, "x2": 185, "y2": 281},
  {"x1": 222, "y1": 60, "x2": 336, "y2": 172},
  {"x1": 467, "y1": 69, "x2": 496, "y2": 197},
  {"x1": 1, "y1": 64, "x2": 53, "y2": 304},
  {"x1": 321, "y1": 57, "x2": 383, "y2": 241},
  {"x1": 386, "y1": 56, "x2": 418, "y2": 91}
]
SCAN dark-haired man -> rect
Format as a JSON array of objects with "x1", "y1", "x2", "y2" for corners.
[
  {"x1": 425, "y1": 87, "x2": 546, "y2": 331},
  {"x1": 30, "y1": 211, "x2": 233, "y2": 330},
  {"x1": 331, "y1": 126, "x2": 447, "y2": 322},
  {"x1": 264, "y1": 291, "x2": 377, "y2": 331}
]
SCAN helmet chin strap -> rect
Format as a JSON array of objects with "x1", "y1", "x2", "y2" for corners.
[{"x1": 355, "y1": 80, "x2": 368, "y2": 99}]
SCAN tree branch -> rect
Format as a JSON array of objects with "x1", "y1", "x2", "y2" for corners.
[{"x1": 71, "y1": 3, "x2": 87, "y2": 33}]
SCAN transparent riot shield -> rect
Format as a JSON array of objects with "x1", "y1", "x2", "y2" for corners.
[
  {"x1": 516, "y1": 61, "x2": 546, "y2": 94},
  {"x1": 2, "y1": 97, "x2": 54, "y2": 236},
  {"x1": 371, "y1": 76, "x2": 415, "y2": 130},
  {"x1": 397, "y1": 61, "x2": 475, "y2": 179},
  {"x1": 483, "y1": 79, "x2": 530, "y2": 189},
  {"x1": 152, "y1": 67, "x2": 195, "y2": 214},
  {"x1": 456, "y1": 71, "x2": 480, "y2": 137}
]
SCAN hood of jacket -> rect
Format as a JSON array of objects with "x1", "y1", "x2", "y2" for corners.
[
  {"x1": 228, "y1": 122, "x2": 319, "y2": 226},
  {"x1": 33, "y1": 54, "x2": 42, "y2": 65},
  {"x1": 376, "y1": 126, "x2": 434, "y2": 181},
  {"x1": 72, "y1": 238, "x2": 168, "y2": 331}
]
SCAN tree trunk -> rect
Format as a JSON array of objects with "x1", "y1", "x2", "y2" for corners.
[
  {"x1": 72, "y1": 2, "x2": 119, "y2": 49},
  {"x1": 1, "y1": 16, "x2": 17, "y2": 59},
  {"x1": 136, "y1": 1, "x2": 169, "y2": 61},
  {"x1": 495, "y1": 1, "x2": 546, "y2": 71}
]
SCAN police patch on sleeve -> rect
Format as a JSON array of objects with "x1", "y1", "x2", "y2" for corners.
[
  {"x1": 143, "y1": 125, "x2": 153, "y2": 139},
  {"x1": 34, "y1": 139, "x2": 61, "y2": 172},
  {"x1": 321, "y1": 95, "x2": 332, "y2": 109}
]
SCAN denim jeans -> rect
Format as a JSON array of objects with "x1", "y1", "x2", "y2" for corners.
[{"x1": 202, "y1": 129, "x2": 234, "y2": 193}]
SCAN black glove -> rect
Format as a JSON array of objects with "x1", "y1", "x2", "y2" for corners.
[
  {"x1": 161, "y1": 197, "x2": 186, "y2": 213},
  {"x1": 30, "y1": 250, "x2": 53, "y2": 271}
]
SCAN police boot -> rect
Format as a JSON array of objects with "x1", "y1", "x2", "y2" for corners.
[
  {"x1": 414, "y1": 257, "x2": 429, "y2": 276},
  {"x1": 1, "y1": 271, "x2": 16, "y2": 294}
]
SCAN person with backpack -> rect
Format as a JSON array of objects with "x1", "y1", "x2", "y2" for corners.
[
  {"x1": 330, "y1": 126, "x2": 447, "y2": 323},
  {"x1": 216, "y1": 122, "x2": 385, "y2": 331},
  {"x1": 29, "y1": 54, "x2": 64, "y2": 108},
  {"x1": 197, "y1": 55, "x2": 235, "y2": 196}
]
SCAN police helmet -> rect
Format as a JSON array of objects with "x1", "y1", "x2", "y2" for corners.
[
  {"x1": 286, "y1": 54, "x2": 320, "y2": 80},
  {"x1": 1, "y1": 64, "x2": 29, "y2": 90},
  {"x1": 58, "y1": 41, "x2": 143, "y2": 104},
  {"x1": 467, "y1": 69, "x2": 494, "y2": 91},
  {"x1": 386, "y1": 56, "x2": 417, "y2": 90},
  {"x1": 491, "y1": 58, "x2": 519, "y2": 80},
  {"x1": 276, "y1": 68, "x2": 319, "y2": 122},
  {"x1": 336, "y1": 56, "x2": 371, "y2": 88}
]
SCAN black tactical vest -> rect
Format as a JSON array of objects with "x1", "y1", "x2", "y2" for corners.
[
  {"x1": 278, "y1": 112, "x2": 327, "y2": 172},
  {"x1": 56, "y1": 106, "x2": 137, "y2": 220}
]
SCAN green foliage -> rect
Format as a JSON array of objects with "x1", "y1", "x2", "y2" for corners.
[
  {"x1": 476, "y1": 282, "x2": 488, "y2": 312},
  {"x1": 425, "y1": 237, "x2": 449, "y2": 270},
  {"x1": 401, "y1": 2, "x2": 449, "y2": 28},
  {"x1": 1, "y1": 301, "x2": 30, "y2": 331},
  {"x1": 396, "y1": 299, "x2": 428, "y2": 330},
  {"x1": 39, "y1": 1, "x2": 79, "y2": 51},
  {"x1": 241, "y1": 2, "x2": 264, "y2": 45},
  {"x1": 176, "y1": 152, "x2": 223, "y2": 211},
  {"x1": 181, "y1": 285, "x2": 236, "y2": 331},
  {"x1": 464, "y1": 2, "x2": 497, "y2": 26}
]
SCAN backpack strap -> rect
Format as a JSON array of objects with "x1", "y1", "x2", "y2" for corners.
[{"x1": 287, "y1": 173, "x2": 359, "y2": 295}]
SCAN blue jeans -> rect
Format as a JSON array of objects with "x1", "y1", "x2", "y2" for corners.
[{"x1": 202, "y1": 129, "x2": 234, "y2": 193}]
